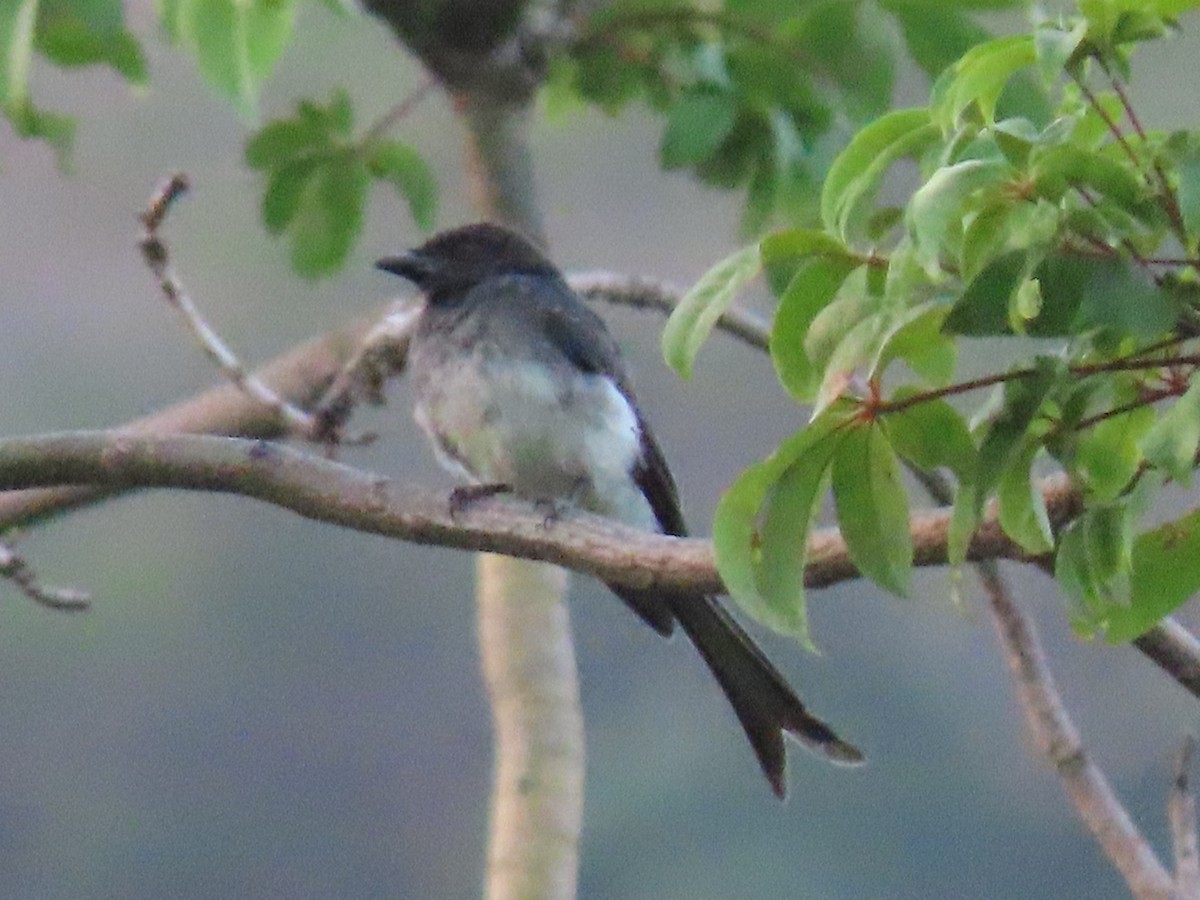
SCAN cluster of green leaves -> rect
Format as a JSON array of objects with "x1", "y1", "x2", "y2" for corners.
[
  {"x1": 0, "y1": 0, "x2": 147, "y2": 167},
  {"x1": 665, "y1": 0, "x2": 1200, "y2": 646},
  {"x1": 245, "y1": 90, "x2": 436, "y2": 277},
  {"x1": 550, "y1": 0, "x2": 1028, "y2": 233},
  {"x1": 0, "y1": 0, "x2": 434, "y2": 276}
]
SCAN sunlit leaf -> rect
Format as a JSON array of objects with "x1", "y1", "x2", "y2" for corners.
[{"x1": 821, "y1": 107, "x2": 937, "y2": 240}]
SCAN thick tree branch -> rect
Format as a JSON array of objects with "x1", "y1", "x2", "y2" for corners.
[
  {"x1": 0, "y1": 432, "x2": 1109, "y2": 598},
  {"x1": 0, "y1": 317, "x2": 378, "y2": 532}
]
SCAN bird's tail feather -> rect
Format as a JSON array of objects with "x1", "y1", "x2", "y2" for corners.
[{"x1": 669, "y1": 592, "x2": 863, "y2": 797}]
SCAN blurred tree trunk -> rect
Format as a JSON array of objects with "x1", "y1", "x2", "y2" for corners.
[{"x1": 363, "y1": 2, "x2": 586, "y2": 897}]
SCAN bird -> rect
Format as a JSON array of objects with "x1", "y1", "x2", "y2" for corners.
[{"x1": 376, "y1": 222, "x2": 862, "y2": 797}]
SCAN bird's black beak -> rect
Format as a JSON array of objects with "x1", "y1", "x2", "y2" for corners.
[{"x1": 375, "y1": 251, "x2": 434, "y2": 285}]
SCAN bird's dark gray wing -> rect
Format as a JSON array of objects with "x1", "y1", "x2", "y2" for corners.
[{"x1": 533, "y1": 287, "x2": 688, "y2": 539}]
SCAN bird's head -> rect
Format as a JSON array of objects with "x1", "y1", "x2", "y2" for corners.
[{"x1": 376, "y1": 222, "x2": 557, "y2": 301}]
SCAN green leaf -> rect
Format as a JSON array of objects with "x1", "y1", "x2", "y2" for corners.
[
  {"x1": 812, "y1": 314, "x2": 885, "y2": 416},
  {"x1": 877, "y1": 304, "x2": 957, "y2": 386},
  {"x1": 1058, "y1": 503, "x2": 1136, "y2": 634},
  {"x1": 0, "y1": 0, "x2": 76, "y2": 167},
  {"x1": 944, "y1": 249, "x2": 1027, "y2": 335},
  {"x1": 0, "y1": 0, "x2": 38, "y2": 111},
  {"x1": 948, "y1": 480, "x2": 982, "y2": 566},
  {"x1": 931, "y1": 34, "x2": 1036, "y2": 127},
  {"x1": 261, "y1": 155, "x2": 321, "y2": 234},
  {"x1": 793, "y1": 0, "x2": 893, "y2": 119},
  {"x1": 1176, "y1": 146, "x2": 1200, "y2": 249},
  {"x1": 1031, "y1": 144, "x2": 1147, "y2": 212},
  {"x1": 176, "y1": 0, "x2": 297, "y2": 120},
  {"x1": 753, "y1": 433, "x2": 841, "y2": 648},
  {"x1": 713, "y1": 407, "x2": 850, "y2": 643},
  {"x1": 1139, "y1": 378, "x2": 1200, "y2": 486},
  {"x1": 884, "y1": 1, "x2": 989, "y2": 79},
  {"x1": 659, "y1": 88, "x2": 739, "y2": 169},
  {"x1": 1105, "y1": 508, "x2": 1200, "y2": 642},
  {"x1": 769, "y1": 254, "x2": 860, "y2": 402},
  {"x1": 367, "y1": 140, "x2": 438, "y2": 231},
  {"x1": 1033, "y1": 19, "x2": 1087, "y2": 84},
  {"x1": 821, "y1": 107, "x2": 937, "y2": 241},
  {"x1": 286, "y1": 154, "x2": 368, "y2": 278},
  {"x1": 997, "y1": 439, "x2": 1054, "y2": 553},
  {"x1": 759, "y1": 227, "x2": 848, "y2": 292},
  {"x1": 831, "y1": 423, "x2": 913, "y2": 596},
  {"x1": 1073, "y1": 405, "x2": 1154, "y2": 502},
  {"x1": 1056, "y1": 517, "x2": 1103, "y2": 627},
  {"x1": 968, "y1": 358, "x2": 1061, "y2": 532},
  {"x1": 946, "y1": 252, "x2": 1173, "y2": 340},
  {"x1": 884, "y1": 395, "x2": 977, "y2": 481},
  {"x1": 245, "y1": 118, "x2": 327, "y2": 169},
  {"x1": 35, "y1": 0, "x2": 147, "y2": 83},
  {"x1": 663, "y1": 244, "x2": 761, "y2": 379},
  {"x1": 908, "y1": 157, "x2": 1013, "y2": 275},
  {"x1": 1069, "y1": 258, "x2": 1174, "y2": 339}
]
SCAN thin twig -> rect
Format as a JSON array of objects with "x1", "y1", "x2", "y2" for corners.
[
  {"x1": 138, "y1": 174, "x2": 323, "y2": 441},
  {"x1": 0, "y1": 540, "x2": 89, "y2": 612},
  {"x1": 311, "y1": 301, "x2": 423, "y2": 443},
  {"x1": 914, "y1": 467, "x2": 1172, "y2": 897},
  {"x1": 1171, "y1": 736, "x2": 1200, "y2": 899},
  {"x1": 570, "y1": 270, "x2": 770, "y2": 351},
  {"x1": 978, "y1": 559, "x2": 1173, "y2": 899},
  {"x1": 360, "y1": 77, "x2": 437, "y2": 148}
]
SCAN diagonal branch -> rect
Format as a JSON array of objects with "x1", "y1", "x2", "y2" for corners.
[{"x1": 978, "y1": 559, "x2": 1173, "y2": 900}]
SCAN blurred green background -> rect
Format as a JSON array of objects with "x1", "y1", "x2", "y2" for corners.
[{"x1": 1, "y1": 4, "x2": 1198, "y2": 898}]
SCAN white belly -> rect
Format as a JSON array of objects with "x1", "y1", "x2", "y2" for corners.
[{"x1": 414, "y1": 355, "x2": 658, "y2": 531}]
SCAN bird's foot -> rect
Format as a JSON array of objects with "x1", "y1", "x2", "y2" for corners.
[{"x1": 449, "y1": 483, "x2": 512, "y2": 521}]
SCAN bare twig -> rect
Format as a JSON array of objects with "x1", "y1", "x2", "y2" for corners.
[
  {"x1": 138, "y1": 174, "x2": 323, "y2": 441},
  {"x1": 913, "y1": 469, "x2": 1173, "y2": 897},
  {"x1": 978, "y1": 560, "x2": 1173, "y2": 899},
  {"x1": 360, "y1": 77, "x2": 437, "y2": 147},
  {"x1": 570, "y1": 270, "x2": 771, "y2": 351},
  {"x1": 1171, "y1": 736, "x2": 1200, "y2": 899},
  {"x1": 311, "y1": 301, "x2": 423, "y2": 442},
  {"x1": 0, "y1": 540, "x2": 89, "y2": 612}
]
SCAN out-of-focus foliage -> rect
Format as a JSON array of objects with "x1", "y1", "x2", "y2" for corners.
[
  {"x1": 552, "y1": 0, "x2": 1029, "y2": 233},
  {"x1": 0, "y1": 0, "x2": 146, "y2": 168},
  {"x1": 3, "y1": 0, "x2": 1027, "y2": 269},
  {"x1": 666, "y1": 1, "x2": 1200, "y2": 644},
  {"x1": 244, "y1": 89, "x2": 436, "y2": 279}
]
